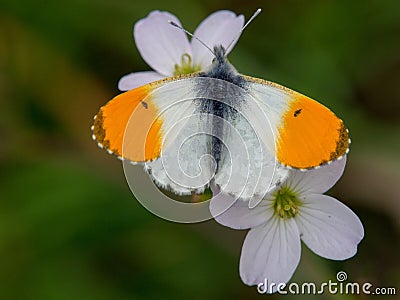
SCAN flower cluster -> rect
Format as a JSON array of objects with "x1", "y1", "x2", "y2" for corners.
[{"x1": 121, "y1": 10, "x2": 364, "y2": 293}]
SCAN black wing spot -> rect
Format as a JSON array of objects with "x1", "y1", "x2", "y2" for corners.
[
  {"x1": 141, "y1": 101, "x2": 148, "y2": 109},
  {"x1": 294, "y1": 108, "x2": 302, "y2": 117}
]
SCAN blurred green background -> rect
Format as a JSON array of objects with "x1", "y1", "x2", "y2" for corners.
[{"x1": 1, "y1": 0, "x2": 399, "y2": 299}]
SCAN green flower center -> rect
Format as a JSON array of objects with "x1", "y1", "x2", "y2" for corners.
[
  {"x1": 272, "y1": 186, "x2": 301, "y2": 219},
  {"x1": 173, "y1": 53, "x2": 201, "y2": 75}
]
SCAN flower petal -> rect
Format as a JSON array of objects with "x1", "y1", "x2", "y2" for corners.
[
  {"x1": 191, "y1": 10, "x2": 244, "y2": 68},
  {"x1": 134, "y1": 11, "x2": 192, "y2": 76},
  {"x1": 296, "y1": 194, "x2": 364, "y2": 260},
  {"x1": 239, "y1": 217, "x2": 301, "y2": 291},
  {"x1": 118, "y1": 71, "x2": 164, "y2": 91},
  {"x1": 210, "y1": 187, "x2": 273, "y2": 229},
  {"x1": 287, "y1": 156, "x2": 347, "y2": 195}
]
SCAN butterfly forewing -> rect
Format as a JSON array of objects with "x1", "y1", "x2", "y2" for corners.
[{"x1": 243, "y1": 75, "x2": 350, "y2": 169}]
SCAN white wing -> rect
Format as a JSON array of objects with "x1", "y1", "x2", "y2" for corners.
[
  {"x1": 243, "y1": 75, "x2": 350, "y2": 170},
  {"x1": 190, "y1": 76, "x2": 289, "y2": 203}
]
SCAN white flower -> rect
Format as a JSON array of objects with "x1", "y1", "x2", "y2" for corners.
[
  {"x1": 210, "y1": 156, "x2": 364, "y2": 293},
  {"x1": 118, "y1": 10, "x2": 245, "y2": 91}
]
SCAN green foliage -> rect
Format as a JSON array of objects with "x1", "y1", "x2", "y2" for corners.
[{"x1": 1, "y1": 0, "x2": 399, "y2": 298}]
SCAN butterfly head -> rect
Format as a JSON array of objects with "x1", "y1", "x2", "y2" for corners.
[
  {"x1": 212, "y1": 45, "x2": 227, "y2": 64},
  {"x1": 205, "y1": 45, "x2": 240, "y2": 83}
]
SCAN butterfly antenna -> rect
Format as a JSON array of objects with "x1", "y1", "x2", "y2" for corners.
[
  {"x1": 168, "y1": 20, "x2": 215, "y2": 56},
  {"x1": 225, "y1": 8, "x2": 262, "y2": 54}
]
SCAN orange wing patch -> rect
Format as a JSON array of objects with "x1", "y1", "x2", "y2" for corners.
[
  {"x1": 276, "y1": 95, "x2": 350, "y2": 169},
  {"x1": 93, "y1": 85, "x2": 163, "y2": 162}
]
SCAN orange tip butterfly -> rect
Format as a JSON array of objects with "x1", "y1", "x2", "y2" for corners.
[{"x1": 92, "y1": 9, "x2": 350, "y2": 200}]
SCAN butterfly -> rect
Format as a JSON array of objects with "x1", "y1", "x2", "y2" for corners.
[{"x1": 92, "y1": 15, "x2": 350, "y2": 203}]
